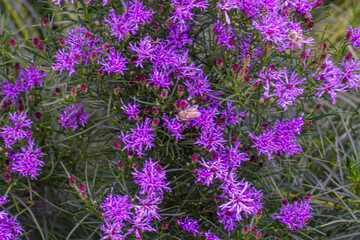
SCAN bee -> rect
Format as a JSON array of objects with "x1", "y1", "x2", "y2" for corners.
[
  {"x1": 176, "y1": 105, "x2": 201, "y2": 122},
  {"x1": 286, "y1": 29, "x2": 303, "y2": 45}
]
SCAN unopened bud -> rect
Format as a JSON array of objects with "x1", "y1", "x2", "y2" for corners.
[
  {"x1": 42, "y1": 17, "x2": 50, "y2": 26},
  {"x1": 231, "y1": 63, "x2": 240, "y2": 73},
  {"x1": 32, "y1": 37, "x2": 39, "y2": 47},
  {"x1": 191, "y1": 153, "x2": 198, "y2": 164},
  {"x1": 118, "y1": 161, "x2": 124, "y2": 170},
  {"x1": 216, "y1": 57, "x2": 223, "y2": 68},
  {"x1": 69, "y1": 176, "x2": 76, "y2": 187},
  {"x1": 345, "y1": 52, "x2": 353, "y2": 61},
  {"x1": 152, "y1": 118, "x2": 160, "y2": 127},
  {"x1": 242, "y1": 225, "x2": 250, "y2": 234},
  {"x1": 132, "y1": 161, "x2": 138, "y2": 169},
  {"x1": 160, "y1": 89, "x2": 168, "y2": 99},
  {"x1": 9, "y1": 38, "x2": 17, "y2": 48},
  {"x1": 243, "y1": 54, "x2": 251, "y2": 67},
  {"x1": 152, "y1": 107, "x2": 159, "y2": 115},
  {"x1": 113, "y1": 141, "x2": 121, "y2": 150},
  {"x1": 59, "y1": 37, "x2": 66, "y2": 47},
  {"x1": 37, "y1": 42, "x2": 46, "y2": 53},
  {"x1": 71, "y1": 86, "x2": 77, "y2": 98},
  {"x1": 282, "y1": 199, "x2": 289, "y2": 205},
  {"x1": 128, "y1": 151, "x2": 135, "y2": 160},
  {"x1": 255, "y1": 231, "x2": 262, "y2": 239},
  {"x1": 35, "y1": 111, "x2": 41, "y2": 120}
]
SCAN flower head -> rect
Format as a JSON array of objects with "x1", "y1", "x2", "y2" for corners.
[{"x1": 59, "y1": 103, "x2": 89, "y2": 131}]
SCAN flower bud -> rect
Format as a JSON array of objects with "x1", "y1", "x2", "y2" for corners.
[
  {"x1": 243, "y1": 54, "x2": 251, "y2": 67},
  {"x1": 282, "y1": 198, "x2": 289, "y2": 205},
  {"x1": 244, "y1": 75, "x2": 251, "y2": 84},
  {"x1": 84, "y1": 32, "x2": 91, "y2": 41},
  {"x1": 251, "y1": 226, "x2": 258, "y2": 233},
  {"x1": 216, "y1": 57, "x2": 223, "y2": 68},
  {"x1": 266, "y1": 41, "x2": 273, "y2": 52},
  {"x1": 256, "y1": 231, "x2": 262, "y2": 239},
  {"x1": 59, "y1": 37, "x2": 66, "y2": 47},
  {"x1": 160, "y1": 89, "x2": 168, "y2": 99},
  {"x1": 305, "y1": 120, "x2": 312, "y2": 126},
  {"x1": 80, "y1": 84, "x2": 88, "y2": 93},
  {"x1": 69, "y1": 176, "x2": 76, "y2": 187},
  {"x1": 177, "y1": 85, "x2": 185, "y2": 97},
  {"x1": 118, "y1": 161, "x2": 124, "y2": 170},
  {"x1": 255, "y1": 209, "x2": 262, "y2": 219},
  {"x1": 315, "y1": 104, "x2": 322, "y2": 111},
  {"x1": 308, "y1": 21, "x2": 315, "y2": 29},
  {"x1": 128, "y1": 151, "x2": 135, "y2": 160},
  {"x1": 231, "y1": 63, "x2": 240, "y2": 73},
  {"x1": 55, "y1": 87, "x2": 61, "y2": 96},
  {"x1": 32, "y1": 37, "x2": 39, "y2": 47},
  {"x1": 162, "y1": 221, "x2": 169, "y2": 229},
  {"x1": 98, "y1": 69, "x2": 104, "y2": 76},
  {"x1": 132, "y1": 162, "x2": 138, "y2": 169},
  {"x1": 316, "y1": 42, "x2": 327, "y2": 54},
  {"x1": 303, "y1": 192, "x2": 312, "y2": 200},
  {"x1": 9, "y1": 38, "x2": 17, "y2": 48},
  {"x1": 37, "y1": 42, "x2": 46, "y2": 53},
  {"x1": 114, "y1": 87, "x2": 121, "y2": 95},
  {"x1": 71, "y1": 86, "x2": 77, "y2": 98},
  {"x1": 35, "y1": 111, "x2": 42, "y2": 120},
  {"x1": 345, "y1": 52, "x2": 353, "y2": 61},
  {"x1": 152, "y1": 118, "x2": 160, "y2": 127},
  {"x1": 242, "y1": 225, "x2": 250, "y2": 234},
  {"x1": 78, "y1": 183, "x2": 87, "y2": 199},
  {"x1": 153, "y1": 22, "x2": 160, "y2": 31},
  {"x1": 14, "y1": 62, "x2": 20, "y2": 75},
  {"x1": 152, "y1": 107, "x2": 159, "y2": 115},
  {"x1": 42, "y1": 17, "x2": 50, "y2": 26},
  {"x1": 113, "y1": 141, "x2": 121, "y2": 150},
  {"x1": 5, "y1": 173, "x2": 11, "y2": 183},
  {"x1": 314, "y1": 0, "x2": 322, "y2": 7},
  {"x1": 191, "y1": 153, "x2": 198, "y2": 164}
]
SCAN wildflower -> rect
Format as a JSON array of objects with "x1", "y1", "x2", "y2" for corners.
[
  {"x1": 162, "y1": 114, "x2": 184, "y2": 141},
  {"x1": 177, "y1": 217, "x2": 203, "y2": 237},
  {"x1": 269, "y1": 69, "x2": 306, "y2": 110},
  {"x1": 196, "y1": 126, "x2": 226, "y2": 152},
  {"x1": 59, "y1": 103, "x2": 89, "y2": 131},
  {"x1": 9, "y1": 138, "x2": 44, "y2": 179},
  {"x1": 218, "y1": 179, "x2": 263, "y2": 230},
  {"x1": 272, "y1": 199, "x2": 314, "y2": 231},
  {"x1": 0, "y1": 112, "x2": 32, "y2": 148},
  {"x1": 129, "y1": 36, "x2": 157, "y2": 68},
  {"x1": 148, "y1": 68, "x2": 172, "y2": 90},
  {"x1": 169, "y1": 0, "x2": 208, "y2": 26},
  {"x1": 120, "y1": 97, "x2": 141, "y2": 121},
  {"x1": 52, "y1": 49, "x2": 80, "y2": 76},
  {"x1": 346, "y1": 25, "x2": 360, "y2": 49},
  {"x1": 213, "y1": 20, "x2": 235, "y2": 50},
  {"x1": 250, "y1": 116, "x2": 304, "y2": 160},
  {"x1": 118, "y1": 118, "x2": 156, "y2": 157},
  {"x1": 132, "y1": 159, "x2": 171, "y2": 200},
  {"x1": 0, "y1": 210, "x2": 23, "y2": 239},
  {"x1": 98, "y1": 49, "x2": 128, "y2": 77},
  {"x1": 19, "y1": 66, "x2": 47, "y2": 91},
  {"x1": 0, "y1": 196, "x2": 8, "y2": 206}
]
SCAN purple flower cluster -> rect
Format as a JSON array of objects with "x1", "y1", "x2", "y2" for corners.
[
  {"x1": 1, "y1": 112, "x2": 44, "y2": 179},
  {"x1": 0, "y1": 210, "x2": 23, "y2": 239},
  {"x1": 98, "y1": 49, "x2": 128, "y2": 77},
  {"x1": 250, "y1": 115, "x2": 304, "y2": 160},
  {"x1": 100, "y1": 160, "x2": 171, "y2": 239},
  {"x1": 272, "y1": 198, "x2": 314, "y2": 231},
  {"x1": 346, "y1": 25, "x2": 360, "y2": 49},
  {"x1": 120, "y1": 97, "x2": 140, "y2": 121},
  {"x1": 257, "y1": 67, "x2": 306, "y2": 110},
  {"x1": 177, "y1": 217, "x2": 221, "y2": 240},
  {"x1": 118, "y1": 118, "x2": 155, "y2": 157},
  {"x1": 51, "y1": 0, "x2": 108, "y2": 6},
  {"x1": 0, "y1": 66, "x2": 46, "y2": 103},
  {"x1": 213, "y1": 20, "x2": 235, "y2": 50},
  {"x1": 104, "y1": 1, "x2": 155, "y2": 42},
  {"x1": 59, "y1": 103, "x2": 89, "y2": 131},
  {"x1": 169, "y1": 0, "x2": 208, "y2": 27},
  {"x1": 52, "y1": 26, "x2": 102, "y2": 76}
]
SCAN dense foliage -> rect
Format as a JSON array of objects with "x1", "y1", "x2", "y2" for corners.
[{"x1": 1, "y1": 0, "x2": 360, "y2": 239}]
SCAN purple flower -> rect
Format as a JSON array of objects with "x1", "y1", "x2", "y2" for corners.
[
  {"x1": 204, "y1": 232, "x2": 222, "y2": 240},
  {"x1": 148, "y1": 68, "x2": 172, "y2": 90},
  {"x1": 51, "y1": 0, "x2": 74, "y2": 6},
  {"x1": 129, "y1": 36, "x2": 157, "y2": 68},
  {"x1": 104, "y1": 2, "x2": 155, "y2": 42},
  {"x1": 217, "y1": 179, "x2": 263, "y2": 230},
  {"x1": 100, "y1": 193, "x2": 134, "y2": 240},
  {"x1": 237, "y1": 35, "x2": 264, "y2": 63},
  {"x1": 225, "y1": 141, "x2": 249, "y2": 167},
  {"x1": 216, "y1": 0, "x2": 239, "y2": 24},
  {"x1": 126, "y1": 214, "x2": 156, "y2": 239},
  {"x1": 162, "y1": 114, "x2": 184, "y2": 141},
  {"x1": 0, "y1": 112, "x2": 32, "y2": 148},
  {"x1": 169, "y1": 0, "x2": 208, "y2": 26},
  {"x1": 177, "y1": 216, "x2": 203, "y2": 237},
  {"x1": 272, "y1": 199, "x2": 314, "y2": 231},
  {"x1": 253, "y1": 13, "x2": 288, "y2": 45},
  {"x1": 213, "y1": 20, "x2": 235, "y2": 50},
  {"x1": 195, "y1": 126, "x2": 226, "y2": 152},
  {"x1": 167, "y1": 25, "x2": 193, "y2": 48},
  {"x1": 134, "y1": 196, "x2": 161, "y2": 220},
  {"x1": 59, "y1": 103, "x2": 89, "y2": 131},
  {"x1": 0, "y1": 196, "x2": 8, "y2": 206},
  {"x1": 132, "y1": 159, "x2": 171, "y2": 200},
  {"x1": 0, "y1": 81, "x2": 23, "y2": 103},
  {"x1": 0, "y1": 210, "x2": 23, "y2": 239},
  {"x1": 282, "y1": 0, "x2": 317, "y2": 15},
  {"x1": 52, "y1": 49, "x2": 80, "y2": 76},
  {"x1": 98, "y1": 49, "x2": 128, "y2": 77},
  {"x1": 339, "y1": 58, "x2": 360, "y2": 90},
  {"x1": 250, "y1": 116, "x2": 304, "y2": 160},
  {"x1": 9, "y1": 138, "x2": 44, "y2": 179},
  {"x1": 269, "y1": 69, "x2": 306, "y2": 110},
  {"x1": 118, "y1": 118, "x2": 156, "y2": 157},
  {"x1": 19, "y1": 66, "x2": 47, "y2": 91},
  {"x1": 346, "y1": 25, "x2": 360, "y2": 49},
  {"x1": 120, "y1": 97, "x2": 140, "y2": 121},
  {"x1": 219, "y1": 102, "x2": 246, "y2": 126}
]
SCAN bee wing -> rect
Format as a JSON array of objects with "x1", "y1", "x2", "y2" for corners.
[{"x1": 187, "y1": 105, "x2": 199, "y2": 110}]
